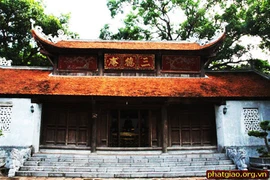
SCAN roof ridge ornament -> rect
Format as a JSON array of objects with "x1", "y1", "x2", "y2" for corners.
[
  {"x1": 30, "y1": 19, "x2": 71, "y2": 43},
  {"x1": 187, "y1": 23, "x2": 227, "y2": 46}
]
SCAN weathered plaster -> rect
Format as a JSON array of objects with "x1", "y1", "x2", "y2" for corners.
[
  {"x1": 215, "y1": 100, "x2": 270, "y2": 165},
  {"x1": 0, "y1": 98, "x2": 42, "y2": 153}
]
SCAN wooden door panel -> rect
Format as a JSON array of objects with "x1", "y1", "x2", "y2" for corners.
[
  {"x1": 97, "y1": 111, "x2": 108, "y2": 147},
  {"x1": 41, "y1": 104, "x2": 91, "y2": 148},
  {"x1": 56, "y1": 129, "x2": 66, "y2": 144},
  {"x1": 45, "y1": 128, "x2": 55, "y2": 144},
  {"x1": 181, "y1": 130, "x2": 190, "y2": 145},
  {"x1": 78, "y1": 129, "x2": 88, "y2": 145},
  {"x1": 191, "y1": 129, "x2": 201, "y2": 145},
  {"x1": 171, "y1": 129, "x2": 180, "y2": 146},
  {"x1": 67, "y1": 129, "x2": 76, "y2": 144},
  {"x1": 169, "y1": 105, "x2": 216, "y2": 146},
  {"x1": 150, "y1": 110, "x2": 160, "y2": 147},
  {"x1": 202, "y1": 129, "x2": 211, "y2": 144}
]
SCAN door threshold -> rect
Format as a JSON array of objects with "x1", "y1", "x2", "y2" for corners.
[
  {"x1": 97, "y1": 147, "x2": 162, "y2": 151},
  {"x1": 96, "y1": 147, "x2": 163, "y2": 155}
]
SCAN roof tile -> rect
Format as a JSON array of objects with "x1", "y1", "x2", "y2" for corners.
[{"x1": 0, "y1": 69, "x2": 269, "y2": 98}]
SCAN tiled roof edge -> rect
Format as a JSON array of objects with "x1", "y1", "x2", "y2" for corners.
[{"x1": 205, "y1": 69, "x2": 270, "y2": 80}]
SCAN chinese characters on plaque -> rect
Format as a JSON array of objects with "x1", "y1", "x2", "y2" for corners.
[
  {"x1": 58, "y1": 55, "x2": 98, "y2": 71},
  {"x1": 104, "y1": 54, "x2": 155, "y2": 70},
  {"x1": 162, "y1": 55, "x2": 200, "y2": 72}
]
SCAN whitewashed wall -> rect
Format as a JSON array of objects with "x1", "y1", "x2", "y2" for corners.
[
  {"x1": 215, "y1": 100, "x2": 270, "y2": 164},
  {"x1": 0, "y1": 98, "x2": 42, "y2": 153}
]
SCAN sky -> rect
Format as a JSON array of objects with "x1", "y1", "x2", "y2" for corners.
[{"x1": 43, "y1": 0, "x2": 117, "y2": 39}]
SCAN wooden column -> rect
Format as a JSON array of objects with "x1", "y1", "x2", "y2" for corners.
[
  {"x1": 156, "y1": 52, "x2": 161, "y2": 76},
  {"x1": 162, "y1": 105, "x2": 168, "y2": 153},
  {"x1": 98, "y1": 51, "x2": 104, "y2": 76},
  {"x1": 91, "y1": 99, "x2": 97, "y2": 153}
]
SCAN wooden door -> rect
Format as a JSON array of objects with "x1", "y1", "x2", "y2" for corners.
[
  {"x1": 169, "y1": 105, "x2": 216, "y2": 146},
  {"x1": 41, "y1": 104, "x2": 91, "y2": 148},
  {"x1": 97, "y1": 110, "x2": 109, "y2": 147}
]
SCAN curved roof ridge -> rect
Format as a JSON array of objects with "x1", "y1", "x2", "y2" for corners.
[{"x1": 31, "y1": 21, "x2": 225, "y2": 51}]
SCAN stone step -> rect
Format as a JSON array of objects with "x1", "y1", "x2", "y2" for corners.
[
  {"x1": 23, "y1": 159, "x2": 233, "y2": 167},
  {"x1": 32, "y1": 152, "x2": 227, "y2": 158},
  {"x1": 16, "y1": 170, "x2": 211, "y2": 178},
  {"x1": 17, "y1": 152, "x2": 235, "y2": 178},
  {"x1": 20, "y1": 164, "x2": 236, "y2": 172},
  {"x1": 28, "y1": 154, "x2": 228, "y2": 162}
]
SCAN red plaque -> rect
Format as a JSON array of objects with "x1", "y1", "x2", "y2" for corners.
[
  {"x1": 58, "y1": 55, "x2": 97, "y2": 71},
  {"x1": 162, "y1": 55, "x2": 200, "y2": 71},
  {"x1": 104, "y1": 54, "x2": 155, "y2": 70}
]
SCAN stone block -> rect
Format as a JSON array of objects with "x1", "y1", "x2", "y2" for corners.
[
  {"x1": 192, "y1": 158, "x2": 207, "y2": 161},
  {"x1": 160, "y1": 162, "x2": 176, "y2": 167},
  {"x1": 154, "y1": 167, "x2": 170, "y2": 172},
  {"x1": 170, "y1": 167, "x2": 186, "y2": 172},
  {"x1": 114, "y1": 173, "x2": 131, "y2": 178},
  {"x1": 130, "y1": 173, "x2": 148, "y2": 178},
  {"x1": 88, "y1": 158, "x2": 103, "y2": 163},
  {"x1": 48, "y1": 172, "x2": 65, "y2": 177},
  {"x1": 139, "y1": 168, "x2": 155, "y2": 172},
  {"x1": 57, "y1": 167, "x2": 74, "y2": 172},
  {"x1": 74, "y1": 168, "x2": 91, "y2": 172},
  {"x1": 64, "y1": 172, "x2": 82, "y2": 177},
  {"x1": 98, "y1": 173, "x2": 114, "y2": 178},
  {"x1": 106, "y1": 167, "x2": 123, "y2": 172},
  {"x1": 24, "y1": 161, "x2": 39, "y2": 166},
  {"x1": 191, "y1": 161, "x2": 206, "y2": 166},
  {"x1": 205, "y1": 161, "x2": 219, "y2": 165},
  {"x1": 58, "y1": 158, "x2": 74, "y2": 162},
  {"x1": 81, "y1": 173, "x2": 98, "y2": 178},
  {"x1": 122, "y1": 167, "x2": 139, "y2": 172},
  {"x1": 96, "y1": 167, "x2": 107, "y2": 172},
  {"x1": 163, "y1": 172, "x2": 191, "y2": 177},
  {"x1": 133, "y1": 158, "x2": 149, "y2": 163},
  {"x1": 187, "y1": 154, "x2": 200, "y2": 158},
  {"x1": 147, "y1": 172, "x2": 164, "y2": 178},
  {"x1": 200, "y1": 154, "x2": 213, "y2": 158},
  {"x1": 175, "y1": 162, "x2": 191, "y2": 166},
  {"x1": 148, "y1": 158, "x2": 163, "y2": 162},
  {"x1": 45, "y1": 158, "x2": 59, "y2": 162},
  {"x1": 218, "y1": 160, "x2": 233, "y2": 165},
  {"x1": 118, "y1": 158, "x2": 132, "y2": 163},
  {"x1": 178, "y1": 158, "x2": 192, "y2": 162},
  {"x1": 164, "y1": 158, "x2": 178, "y2": 162},
  {"x1": 103, "y1": 158, "x2": 118, "y2": 163}
]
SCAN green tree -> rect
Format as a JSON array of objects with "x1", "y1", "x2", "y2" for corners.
[
  {"x1": 248, "y1": 120, "x2": 270, "y2": 157},
  {"x1": 0, "y1": 0, "x2": 78, "y2": 66},
  {"x1": 100, "y1": 0, "x2": 270, "y2": 73}
]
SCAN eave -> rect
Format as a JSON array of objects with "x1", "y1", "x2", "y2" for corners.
[{"x1": 31, "y1": 27, "x2": 225, "y2": 56}]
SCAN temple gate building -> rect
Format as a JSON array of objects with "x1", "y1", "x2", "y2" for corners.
[{"x1": 0, "y1": 23, "x2": 269, "y2": 178}]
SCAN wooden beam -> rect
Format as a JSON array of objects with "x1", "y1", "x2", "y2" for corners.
[{"x1": 162, "y1": 105, "x2": 168, "y2": 153}]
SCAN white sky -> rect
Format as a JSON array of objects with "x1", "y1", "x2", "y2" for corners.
[{"x1": 43, "y1": 0, "x2": 117, "y2": 39}]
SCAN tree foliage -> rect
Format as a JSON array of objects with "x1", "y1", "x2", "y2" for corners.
[
  {"x1": 0, "y1": 0, "x2": 78, "y2": 66},
  {"x1": 100, "y1": 0, "x2": 270, "y2": 73},
  {"x1": 248, "y1": 120, "x2": 270, "y2": 157}
]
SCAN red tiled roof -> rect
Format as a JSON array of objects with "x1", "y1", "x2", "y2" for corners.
[
  {"x1": 31, "y1": 29, "x2": 225, "y2": 51},
  {"x1": 0, "y1": 68, "x2": 269, "y2": 98}
]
